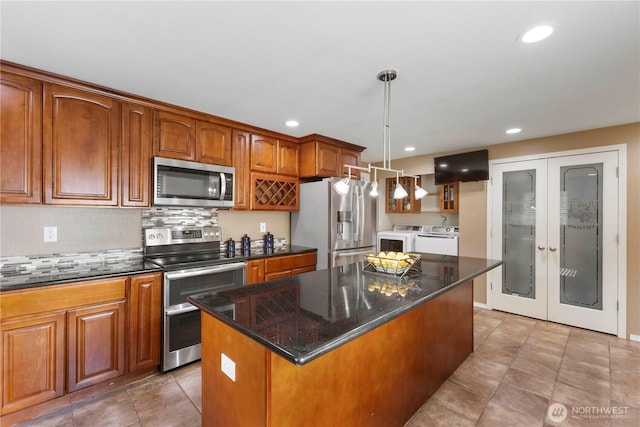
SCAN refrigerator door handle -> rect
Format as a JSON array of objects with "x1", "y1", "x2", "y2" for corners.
[{"x1": 334, "y1": 248, "x2": 375, "y2": 257}]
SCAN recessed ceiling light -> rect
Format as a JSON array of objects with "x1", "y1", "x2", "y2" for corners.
[
  {"x1": 285, "y1": 120, "x2": 299, "y2": 127},
  {"x1": 506, "y1": 128, "x2": 522, "y2": 134},
  {"x1": 404, "y1": 146, "x2": 416, "y2": 152},
  {"x1": 520, "y1": 25, "x2": 554, "y2": 43}
]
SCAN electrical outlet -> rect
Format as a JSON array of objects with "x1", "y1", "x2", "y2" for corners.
[
  {"x1": 44, "y1": 226, "x2": 57, "y2": 242},
  {"x1": 221, "y1": 353, "x2": 236, "y2": 382},
  {"x1": 260, "y1": 222, "x2": 266, "y2": 233}
]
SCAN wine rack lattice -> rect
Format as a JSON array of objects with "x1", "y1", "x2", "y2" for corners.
[{"x1": 251, "y1": 172, "x2": 298, "y2": 210}]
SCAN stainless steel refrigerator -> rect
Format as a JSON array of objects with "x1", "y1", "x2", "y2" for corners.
[{"x1": 291, "y1": 177, "x2": 377, "y2": 270}]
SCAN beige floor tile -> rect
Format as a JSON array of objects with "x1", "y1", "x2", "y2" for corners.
[
  {"x1": 129, "y1": 380, "x2": 190, "y2": 421},
  {"x1": 610, "y1": 402, "x2": 640, "y2": 427},
  {"x1": 611, "y1": 370, "x2": 640, "y2": 407},
  {"x1": 71, "y1": 389, "x2": 130, "y2": 419},
  {"x1": 73, "y1": 399, "x2": 139, "y2": 427},
  {"x1": 552, "y1": 382, "x2": 610, "y2": 408},
  {"x1": 449, "y1": 367, "x2": 501, "y2": 399},
  {"x1": 564, "y1": 344, "x2": 610, "y2": 368},
  {"x1": 175, "y1": 370, "x2": 202, "y2": 399},
  {"x1": 139, "y1": 398, "x2": 201, "y2": 427},
  {"x1": 14, "y1": 406, "x2": 74, "y2": 427},
  {"x1": 456, "y1": 352, "x2": 510, "y2": 381},
  {"x1": 609, "y1": 336, "x2": 640, "y2": 353},
  {"x1": 170, "y1": 361, "x2": 202, "y2": 380},
  {"x1": 511, "y1": 354, "x2": 561, "y2": 381},
  {"x1": 517, "y1": 343, "x2": 564, "y2": 369},
  {"x1": 430, "y1": 380, "x2": 488, "y2": 422},
  {"x1": 476, "y1": 399, "x2": 544, "y2": 427},
  {"x1": 502, "y1": 367, "x2": 555, "y2": 399},
  {"x1": 406, "y1": 399, "x2": 476, "y2": 427},
  {"x1": 491, "y1": 381, "x2": 549, "y2": 421}
]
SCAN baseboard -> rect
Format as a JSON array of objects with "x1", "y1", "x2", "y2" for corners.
[
  {"x1": 473, "y1": 301, "x2": 488, "y2": 309},
  {"x1": 630, "y1": 334, "x2": 640, "y2": 343}
]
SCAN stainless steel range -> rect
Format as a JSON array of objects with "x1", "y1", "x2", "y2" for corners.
[{"x1": 143, "y1": 225, "x2": 246, "y2": 371}]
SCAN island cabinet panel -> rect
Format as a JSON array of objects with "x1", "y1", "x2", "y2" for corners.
[
  {"x1": 0, "y1": 72, "x2": 42, "y2": 204},
  {"x1": 200, "y1": 280, "x2": 473, "y2": 427},
  {"x1": 121, "y1": 102, "x2": 152, "y2": 207},
  {"x1": 43, "y1": 83, "x2": 120, "y2": 205},
  {"x1": 232, "y1": 129, "x2": 251, "y2": 210},
  {"x1": 0, "y1": 312, "x2": 65, "y2": 415},
  {"x1": 127, "y1": 273, "x2": 162, "y2": 373},
  {"x1": 153, "y1": 110, "x2": 196, "y2": 160},
  {"x1": 196, "y1": 121, "x2": 232, "y2": 166},
  {"x1": 67, "y1": 300, "x2": 125, "y2": 392}
]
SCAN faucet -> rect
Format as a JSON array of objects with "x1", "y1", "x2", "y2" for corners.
[{"x1": 441, "y1": 214, "x2": 447, "y2": 225}]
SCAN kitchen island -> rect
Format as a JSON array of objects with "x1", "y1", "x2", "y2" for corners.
[{"x1": 189, "y1": 255, "x2": 502, "y2": 427}]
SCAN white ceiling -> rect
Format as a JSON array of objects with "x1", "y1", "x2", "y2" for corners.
[{"x1": 2, "y1": 1, "x2": 639, "y2": 163}]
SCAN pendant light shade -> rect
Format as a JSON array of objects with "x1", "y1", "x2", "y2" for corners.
[
  {"x1": 369, "y1": 181, "x2": 379, "y2": 197},
  {"x1": 393, "y1": 172, "x2": 408, "y2": 199},
  {"x1": 333, "y1": 177, "x2": 350, "y2": 195},
  {"x1": 414, "y1": 185, "x2": 428, "y2": 200},
  {"x1": 414, "y1": 176, "x2": 428, "y2": 199}
]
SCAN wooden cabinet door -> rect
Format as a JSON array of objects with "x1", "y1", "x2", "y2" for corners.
[
  {"x1": 277, "y1": 140, "x2": 299, "y2": 176},
  {"x1": 440, "y1": 182, "x2": 459, "y2": 213},
  {"x1": 67, "y1": 301, "x2": 125, "y2": 392},
  {"x1": 153, "y1": 110, "x2": 196, "y2": 160},
  {"x1": 0, "y1": 312, "x2": 65, "y2": 415},
  {"x1": 121, "y1": 102, "x2": 152, "y2": 207},
  {"x1": 292, "y1": 265, "x2": 316, "y2": 276},
  {"x1": 340, "y1": 148, "x2": 360, "y2": 178},
  {"x1": 232, "y1": 129, "x2": 251, "y2": 210},
  {"x1": 127, "y1": 273, "x2": 161, "y2": 373},
  {"x1": 43, "y1": 84, "x2": 119, "y2": 205},
  {"x1": 196, "y1": 120, "x2": 232, "y2": 166},
  {"x1": 250, "y1": 134, "x2": 278, "y2": 173},
  {"x1": 246, "y1": 259, "x2": 265, "y2": 285},
  {"x1": 316, "y1": 143, "x2": 340, "y2": 176},
  {"x1": 0, "y1": 72, "x2": 42, "y2": 204}
]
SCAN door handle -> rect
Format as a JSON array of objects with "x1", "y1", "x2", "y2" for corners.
[
  {"x1": 537, "y1": 245, "x2": 546, "y2": 250},
  {"x1": 549, "y1": 246, "x2": 557, "y2": 252}
]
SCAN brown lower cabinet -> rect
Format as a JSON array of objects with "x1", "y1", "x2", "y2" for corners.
[
  {"x1": 0, "y1": 272, "x2": 161, "y2": 416},
  {"x1": 246, "y1": 252, "x2": 317, "y2": 284}
]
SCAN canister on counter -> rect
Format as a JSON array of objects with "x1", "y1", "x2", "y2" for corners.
[{"x1": 241, "y1": 234, "x2": 251, "y2": 253}]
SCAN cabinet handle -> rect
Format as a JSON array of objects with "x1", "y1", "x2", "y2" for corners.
[
  {"x1": 537, "y1": 245, "x2": 546, "y2": 250},
  {"x1": 142, "y1": 283, "x2": 150, "y2": 288},
  {"x1": 549, "y1": 246, "x2": 557, "y2": 252}
]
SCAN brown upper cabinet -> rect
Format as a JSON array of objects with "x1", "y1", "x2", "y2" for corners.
[
  {"x1": 153, "y1": 110, "x2": 232, "y2": 166},
  {"x1": 0, "y1": 72, "x2": 42, "y2": 204},
  {"x1": 232, "y1": 129, "x2": 251, "y2": 210},
  {"x1": 43, "y1": 83, "x2": 120, "y2": 206},
  {"x1": 439, "y1": 182, "x2": 459, "y2": 213},
  {"x1": 385, "y1": 176, "x2": 422, "y2": 214},
  {"x1": 299, "y1": 134, "x2": 364, "y2": 179},
  {"x1": 250, "y1": 134, "x2": 298, "y2": 176},
  {"x1": 153, "y1": 110, "x2": 196, "y2": 160},
  {"x1": 197, "y1": 120, "x2": 233, "y2": 166},
  {"x1": 121, "y1": 102, "x2": 152, "y2": 207}
]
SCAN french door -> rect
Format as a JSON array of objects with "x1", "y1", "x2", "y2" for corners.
[{"x1": 490, "y1": 151, "x2": 619, "y2": 334}]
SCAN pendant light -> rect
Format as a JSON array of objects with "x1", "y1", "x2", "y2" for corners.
[
  {"x1": 393, "y1": 171, "x2": 408, "y2": 199},
  {"x1": 333, "y1": 176, "x2": 350, "y2": 195},
  {"x1": 414, "y1": 176, "x2": 428, "y2": 199}
]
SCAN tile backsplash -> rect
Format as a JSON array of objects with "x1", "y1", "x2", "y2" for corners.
[{"x1": 142, "y1": 207, "x2": 219, "y2": 228}]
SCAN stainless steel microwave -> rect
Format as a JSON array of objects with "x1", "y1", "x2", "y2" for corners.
[{"x1": 153, "y1": 157, "x2": 234, "y2": 208}]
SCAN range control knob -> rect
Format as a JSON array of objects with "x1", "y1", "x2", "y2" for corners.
[
  {"x1": 157, "y1": 233, "x2": 163, "y2": 240},
  {"x1": 148, "y1": 234, "x2": 155, "y2": 240}
]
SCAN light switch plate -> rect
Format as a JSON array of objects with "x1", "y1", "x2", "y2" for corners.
[
  {"x1": 221, "y1": 353, "x2": 236, "y2": 382},
  {"x1": 260, "y1": 222, "x2": 266, "y2": 232}
]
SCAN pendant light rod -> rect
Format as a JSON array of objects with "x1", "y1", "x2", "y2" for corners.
[{"x1": 378, "y1": 69, "x2": 397, "y2": 170}]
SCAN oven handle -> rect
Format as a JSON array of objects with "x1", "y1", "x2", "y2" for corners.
[
  {"x1": 416, "y1": 234, "x2": 457, "y2": 239},
  {"x1": 165, "y1": 262, "x2": 247, "y2": 280},
  {"x1": 166, "y1": 303, "x2": 199, "y2": 316}
]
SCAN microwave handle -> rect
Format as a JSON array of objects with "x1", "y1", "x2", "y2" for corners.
[{"x1": 220, "y1": 173, "x2": 227, "y2": 201}]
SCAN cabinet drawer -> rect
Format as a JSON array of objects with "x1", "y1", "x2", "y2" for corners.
[
  {"x1": 0, "y1": 277, "x2": 127, "y2": 320},
  {"x1": 264, "y1": 252, "x2": 317, "y2": 274}
]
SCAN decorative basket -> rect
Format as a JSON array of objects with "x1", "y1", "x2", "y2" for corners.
[{"x1": 363, "y1": 252, "x2": 421, "y2": 278}]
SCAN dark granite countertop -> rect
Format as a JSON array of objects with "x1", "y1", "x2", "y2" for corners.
[
  {"x1": 0, "y1": 258, "x2": 162, "y2": 292},
  {"x1": 239, "y1": 245, "x2": 317, "y2": 260},
  {"x1": 0, "y1": 246, "x2": 316, "y2": 293},
  {"x1": 189, "y1": 254, "x2": 503, "y2": 365}
]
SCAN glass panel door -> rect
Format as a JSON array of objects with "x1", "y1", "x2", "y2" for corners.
[
  {"x1": 490, "y1": 159, "x2": 548, "y2": 320},
  {"x1": 547, "y1": 152, "x2": 618, "y2": 334}
]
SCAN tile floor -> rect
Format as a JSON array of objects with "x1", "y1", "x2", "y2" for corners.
[{"x1": 12, "y1": 308, "x2": 640, "y2": 427}]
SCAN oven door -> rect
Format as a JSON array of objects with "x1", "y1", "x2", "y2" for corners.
[{"x1": 163, "y1": 262, "x2": 246, "y2": 371}]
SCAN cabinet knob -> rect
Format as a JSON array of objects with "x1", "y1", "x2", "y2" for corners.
[
  {"x1": 549, "y1": 246, "x2": 557, "y2": 252},
  {"x1": 537, "y1": 245, "x2": 546, "y2": 250}
]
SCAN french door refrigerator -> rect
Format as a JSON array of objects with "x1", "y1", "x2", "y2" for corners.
[{"x1": 291, "y1": 177, "x2": 377, "y2": 270}]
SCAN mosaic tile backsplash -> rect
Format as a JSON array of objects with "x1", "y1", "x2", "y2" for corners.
[
  {"x1": 0, "y1": 248, "x2": 143, "y2": 280},
  {"x1": 142, "y1": 207, "x2": 219, "y2": 228}
]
